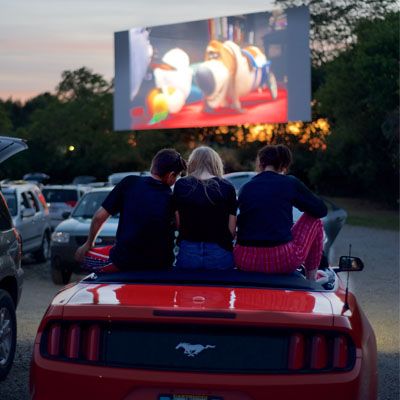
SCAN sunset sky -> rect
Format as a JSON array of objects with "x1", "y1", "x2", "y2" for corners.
[{"x1": 1, "y1": 0, "x2": 275, "y2": 103}]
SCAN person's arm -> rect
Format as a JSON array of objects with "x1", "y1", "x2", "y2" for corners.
[
  {"x1": 74, "y1": 206, "x2": 110, "y2": 262},
  {"x1": 292, "y1": 177, "x2": 327, "y2": 218},
  {"x1": 225, "y1": 180, "x2": 238, "y2": 237},
  {"x1": 174, "y1": 210, "x2": 180, "y2": 231},
  {"x1": 228, "y1": 214, "x2": 236, "y2": 237}
]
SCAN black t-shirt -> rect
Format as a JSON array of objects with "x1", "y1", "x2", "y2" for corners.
[
  {"x1": 173, "y1": 176, "x2": 237, "y2": 251},
  {"x1": 237, "y1": 171, "x2": 327, "y2": 246},
  {"x1": 102, "y1": 176, "x2": 175, "y2": 270}
]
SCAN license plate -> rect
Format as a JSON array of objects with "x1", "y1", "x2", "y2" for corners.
[{"x1": 159, "y1": 396, "x2": 222, "y2": 400}]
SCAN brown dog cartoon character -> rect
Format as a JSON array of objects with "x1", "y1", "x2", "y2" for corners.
[{"x1": 195, "y1": 40, "x2": 277, "y2": 113}]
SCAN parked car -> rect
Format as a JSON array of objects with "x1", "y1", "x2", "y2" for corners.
[
  {"x1": 30, "y1": 257, "x2": 378, "y2": 399},
  {"x1": 108, "y1": 171, "x2": 150, "y2": 186},
  {"x1": 22, "y1": 172, "x2": 50, "y2": 187},
  {"x1": 42, "y1": 185, "x2": 90, "y2": 230},
  {"x1": 72, "y1": 176, "x2": 97, "y2": 185},
  {"x1": 2, "y1": 182, "x2": 51, "y2": 262},
  {"x1": 50, "y1": 187, "x2": 117, "y2": 284},
  {"x1": 224, "y1": 171, "x2": 347, "y2": 264},
  {"x1": 0, "y1": 136, "x2": 28, "y2": 380},
  {"x1": 223, "y1": 171, "x2": 257, "y2": 194}
]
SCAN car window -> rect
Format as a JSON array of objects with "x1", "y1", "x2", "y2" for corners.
[
  {"x1": 2, "y1": 192, "x2": 18, "y2": 216},
  {"x1": 0, "y1": 192, "x2": 13, "y2": 229},
  {"x1": 42, "y1": 189, "x2": 78, "y2": 203},
  {"x1": 72, "y1": 191, "x2": 111, "y2": 218},
  {"x1": 21, "y1": 192, "x2": 34, "y2": 211},
  {"x1": 28, "y1": 191, "x2": 40, "y2": 212}
]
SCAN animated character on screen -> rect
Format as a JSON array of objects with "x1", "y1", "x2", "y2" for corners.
[
  {"x1": 195, "y1": 40, "x2": 278, "y2": 113},
  {"x1": 146, "y1": 48, "x2": 193, "y2": 123},
  {"x1": 129, "y1": 28, "x2": 153, "y2": 101}
]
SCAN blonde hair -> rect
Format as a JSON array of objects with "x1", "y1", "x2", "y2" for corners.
[{"x1": 187, "y1": 146, "x2": 224, "y2": 178}]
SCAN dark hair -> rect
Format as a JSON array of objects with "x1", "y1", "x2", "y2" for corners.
[
  {"x1": 257, "y1": 144, "x2": 292, "y2": 171},
  {"x1": 150, "y1": 148, "x2": 187, "y2": 177}
]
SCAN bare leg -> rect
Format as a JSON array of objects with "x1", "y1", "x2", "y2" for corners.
[{"x1": 306, "y1": 268, "x2": 317, "y2": 281}]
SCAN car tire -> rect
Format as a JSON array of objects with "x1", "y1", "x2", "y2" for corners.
[
  {"x1": 0, "y1": 290, "x2": 17, "y2": 381},
  {"x1": 34, "y1": 231, "x2": 51, "y2": 263},
  {"x1": 51, "y1": 257, "x2": 72, "y2": 285}
]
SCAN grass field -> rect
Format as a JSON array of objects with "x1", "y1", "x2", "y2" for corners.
[{"x1": 326, "y1": 197, "x2": 399, "y2": 231}]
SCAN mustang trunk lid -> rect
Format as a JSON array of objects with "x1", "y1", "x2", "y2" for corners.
[{"x1": 62, "y1": 282, "x2": 334, "y2": 328}]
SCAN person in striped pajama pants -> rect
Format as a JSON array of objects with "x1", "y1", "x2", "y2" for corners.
[{"x1": 234, "y1": 144, "x2": 327, "y2": 281}]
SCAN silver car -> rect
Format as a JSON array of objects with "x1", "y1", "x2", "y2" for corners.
[
  {"x1": 108, "y1": 171, "x2": 150, "y2": 186},
  {"x1": 42, "y1": 185, "x2": 90, "y2": 230},
  {"x1": 2, "y1": 182, "x2": 52, "y2": 262},
  {"x1": 50, "y1": 187, "x2": 118, "y2": 284}
]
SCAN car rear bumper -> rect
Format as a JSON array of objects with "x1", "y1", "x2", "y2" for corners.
[{"x1": 30, "y1": 345, "x2": 370, "y2": 400}]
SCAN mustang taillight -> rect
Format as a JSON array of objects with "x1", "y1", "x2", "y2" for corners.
[
  {"x1": 66, "y1": 323, "x2": 81, "y2": 359},
  {"x1": 332, "y1": 335, "x2": 349, "y2": 369},
  {"x1": 288, "y1": 333, "x2": 305, "y2": 370},
  {"x1": 44, "y1": 322, "x2": 101, "y2": 363},
  {"x1": 86, "y1": 324, "x2": 100, "y2": 362},
  {"x1": 288, "y1": 332, "x2": 352, "y2": 372},
  {"x1": 47, "y1": 323, "x2": 61, "y2": 357}
]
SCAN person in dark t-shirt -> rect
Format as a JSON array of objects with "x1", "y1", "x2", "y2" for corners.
[
  {"x1": 234, "y1": 144, "x2": 327, "y2": 281},
  {"x1": 173, "y1": 146, "x2": 237, "y2": 270},
  {"x1": 75, "y1": 149, "x2": 187, "y2": 272}
]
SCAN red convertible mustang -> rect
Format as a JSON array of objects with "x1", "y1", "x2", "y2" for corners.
[{"x1": 30, "y1": 258, "x2": 377, "y2": 400}]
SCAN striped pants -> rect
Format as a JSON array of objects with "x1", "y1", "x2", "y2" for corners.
[
  {"x1": 234, "y1": 213, "x2": 324, "y2": 274},
  {"x1": 83, "y1": 246, "x2": 119, "y2": 273}
]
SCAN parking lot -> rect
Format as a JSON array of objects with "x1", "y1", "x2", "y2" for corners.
[{"x1": 0, "y1": 224, "x2": 398, "y2": 400}]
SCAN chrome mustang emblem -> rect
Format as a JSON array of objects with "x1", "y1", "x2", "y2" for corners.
[{"x1": 175, "y1": 342, "x2": 216, "y2": 357}]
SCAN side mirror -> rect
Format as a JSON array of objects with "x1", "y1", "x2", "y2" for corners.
[
  {"x1": 338, "y1": 256, "x2": 364, "y2": 272},
  {"x1": 62, "y1": 211, "x2": 71, "y2": 219},
  {"x1": 22, "y1": 209, "x2": 35, "y2": 218}
]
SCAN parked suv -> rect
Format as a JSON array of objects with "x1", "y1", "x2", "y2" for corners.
[
  {"x1": 0, "y1": 136, "x2": 28, "y2": 381},
  {"x1": 2, "y1": 183, "x2": 52, "y2": 262},
  {"x1": 42, "y1": 185, "x2": 89, "y2": 230}
]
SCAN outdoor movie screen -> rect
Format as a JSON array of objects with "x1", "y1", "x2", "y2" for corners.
[{"x1": 114, "y1": 6, "x2": 310, "y2": 131}]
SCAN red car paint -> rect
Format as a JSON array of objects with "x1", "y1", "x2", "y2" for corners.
[{"x1": 30, "y1": 271, "x2": 378, "y2": 400}]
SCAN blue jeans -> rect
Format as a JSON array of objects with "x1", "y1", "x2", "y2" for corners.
[{"x1": 175, "y1": 240, "x2": 234, "y2": 270}]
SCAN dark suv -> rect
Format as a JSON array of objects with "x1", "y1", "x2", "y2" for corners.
[{"x1": 0, "y1": 136, "x2": 28, "y2": 380}]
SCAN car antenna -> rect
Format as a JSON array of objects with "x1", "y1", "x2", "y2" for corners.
[{"x1": 343, "y1": 244, "x2": 351, "y2": 312}]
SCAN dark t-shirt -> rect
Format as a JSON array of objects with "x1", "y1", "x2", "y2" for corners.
[
  {"x1": 102, "y1": 176, "x2": 175, "y2": 270},
  {"x1": 173, "y1": 176, "x2": 237, "y2": 251},
  {"x1": 237, "y1": 171, "x2": 327, "y2": 246}
]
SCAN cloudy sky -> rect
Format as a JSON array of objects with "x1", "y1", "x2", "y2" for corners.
[{"x1": 1, "y1": 0, "x2": 275, "y2": 102}]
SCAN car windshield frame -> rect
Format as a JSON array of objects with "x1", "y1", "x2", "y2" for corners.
[{"x1": 82, "y1": 269, "x2": 328, "y2": 292}]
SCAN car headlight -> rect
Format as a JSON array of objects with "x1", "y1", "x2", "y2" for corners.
[{"x1": 51, "y1": 232, "x2": 70, "y2": 243}]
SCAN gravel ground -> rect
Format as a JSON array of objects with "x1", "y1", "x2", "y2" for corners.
[
  {"x1": 333, "y1": 225, "x2": 399, "y2": 400},
  {"x1": 0, "y1": 224, "x2": 398, "y2": 399}
]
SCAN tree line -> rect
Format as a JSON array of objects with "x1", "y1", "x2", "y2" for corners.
[{"x1": 0, "y1": 2, "x2": 398, "y2": 205}]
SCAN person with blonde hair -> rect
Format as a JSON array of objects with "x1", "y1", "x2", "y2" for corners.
[{"x1": 173, "y1": 146, "x2": 237, "y2": 269}]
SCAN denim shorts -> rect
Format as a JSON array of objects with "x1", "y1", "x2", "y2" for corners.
[{"x1": 175, "y1": 240, "x2": 234, "y2": 270}]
